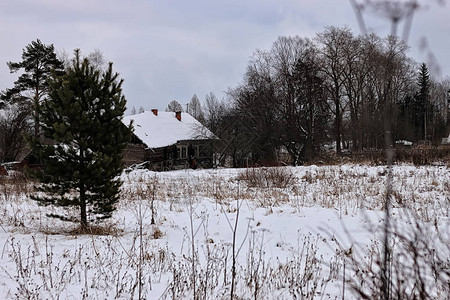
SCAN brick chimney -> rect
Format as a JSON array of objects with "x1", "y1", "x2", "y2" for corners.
[
  {"x1": 175, "y1": 111, "x2": 182, "y2": 121},
  {"x1": 151, "y1": 109, "x2": 158, "y2": 116}
]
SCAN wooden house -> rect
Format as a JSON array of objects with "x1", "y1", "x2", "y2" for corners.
[
  {"x1": 0, "y1": 143, "x2": 46, "y2": 174},
  {"x1": 122, "y1": 109, "x2": 217, "y2": 171}
]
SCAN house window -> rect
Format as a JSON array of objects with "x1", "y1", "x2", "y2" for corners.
[
  {"x1": 195, "y1": 146, "x2": 200, "y2": 158},
  {"x1": 177, "y1": 145, "x2": 187, "y2": 159}
]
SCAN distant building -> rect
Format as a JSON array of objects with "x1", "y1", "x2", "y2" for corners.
[
  {"x1": 1, "y1": 141, "x2": 49, "y2": 174},
  {"x1": 442, "y1": 134, "x2": 450, "y2": 145},
  {"x1": 122, "y1": 109, "x2": 217, "y2": 170}
]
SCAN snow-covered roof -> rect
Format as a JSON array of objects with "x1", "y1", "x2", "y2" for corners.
[{"x1": 123, "y1": 111, "x2": 216, "y2": 148}]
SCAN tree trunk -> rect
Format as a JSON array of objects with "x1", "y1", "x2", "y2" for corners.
[
  {"x1": 350, "y1": 111, "x2": 359, "y2": 151},
  {"x1": 80, "y1": 186, "x2": 88, "y2": 230},
  {"x1": 335, "y1": 97, "x2": 342, "y2": 155},
  {"x1": 34, "y1": 89, "x2": 40, "y2": 140},
  {"x1": 79, "y1": 147, "x2": 88, "y2": 230}
]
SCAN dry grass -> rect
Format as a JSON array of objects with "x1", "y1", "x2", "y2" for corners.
[
  {"x1": 0, "y1": 164, "x2": 448, "y2": 299},
  {"x1": 67, "y1": 224, "x2": 123, "y2": 236},
  {"x1": 237, "y1": 166, "x2": 297, "y2": 188},
  {"x1": 118, "y1": 165, "x2": 449, "y2": 221}
]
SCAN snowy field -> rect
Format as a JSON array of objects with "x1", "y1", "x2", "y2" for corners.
[{"x1": 0, "y1": 164, "x2": 449, "y2": 299}]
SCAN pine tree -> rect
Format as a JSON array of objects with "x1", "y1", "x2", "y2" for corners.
[
  {"x1": 1, "y1": 39, "x2": 64, "y2": 138},
  {"x1": 28, "y1": 50, "x2": 131, "y2": 230},
  {"x1": 413, "y1": 63, "x2": 431, "y2": 141}
]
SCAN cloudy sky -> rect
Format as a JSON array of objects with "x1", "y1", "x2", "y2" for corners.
[{"x1": 0, "y1": 0, "x2": 449, "y2": 112}]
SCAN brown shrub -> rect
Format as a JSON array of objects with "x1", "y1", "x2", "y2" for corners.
[{"x1": 238, "y1": 167, "x2": 297, "y2": 188}]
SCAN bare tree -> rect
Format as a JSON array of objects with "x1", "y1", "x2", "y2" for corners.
[
  {"x1": 317, "y1": 27, "x2": 353, "y2": 154},
  {"x1": 232, "y1": 49, "x2": 279, "y2": 164},
  {"x1": 270, "y1": 36, "x2": 328, "y2": 164},
  {"x1": 226, "y1": 36, "x2": 332, "y2": 165},
  {"x1": 87, "y1": 49, "x2": 107, "y2": 72},
  {"x1": 59, "y1": 48, "x2": 108, "y2": 73},
  {"x1": 341, "y1": 33, "x2": 370, "y2": 151},
  {"x1": 187, "y1": 94, "x2": 205, "y2": 122},
  {"x1": 429, "y1": 77, "x2": 450, "y2": 141},
  {"x1": 203, "y1": 92, "x2": 226, "y2": 135},
  {"x1": 0, "y1": 104, "x2": 32, "y2": 162},
  {"x1": 165, "y1": 100, "x2": 183, "y2": 112}
]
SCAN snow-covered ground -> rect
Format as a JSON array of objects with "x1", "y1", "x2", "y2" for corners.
[{"x1": 0, "y1": 164, "x2": 448, "y2": 299}]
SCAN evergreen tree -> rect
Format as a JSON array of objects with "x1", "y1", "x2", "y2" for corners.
[
  {"x1": 413, "y1": 63, "x2": 431, "y2": 141},
  {"x1": 397, "y1": 94, "x2": 416, "y2": 142},
  {"x1": 1, "y1": 39, "x2": 64, "y2": 138},
  {"x1": 29, "y1": 50, "x2": 131, "y2": 230}
]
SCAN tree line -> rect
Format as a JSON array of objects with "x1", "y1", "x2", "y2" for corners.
[
  {"x1": 2, "y1": 28, "x2": 450, "y2": 170},
  {"x1": 181, "y1": 27, "x2": 449, "y2": 167}
]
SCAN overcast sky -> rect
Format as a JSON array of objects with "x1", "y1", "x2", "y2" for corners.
[{"x1": 0, "y1": 0, "x2": 449, "y2": 112}]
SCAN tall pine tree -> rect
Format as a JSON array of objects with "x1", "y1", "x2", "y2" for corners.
[
  {"x1": 413, "y1": 63, "x2": 431, "y2": 141},
  {"x1": 1, "y1": 39, "x2": 64, "y2": 138},
  {"x1": 29, "y1": 50, "x2": 131, "y2": 230}
]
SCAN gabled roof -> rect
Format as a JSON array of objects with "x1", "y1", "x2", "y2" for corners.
[{"x1": 122, "y1": 111, "x2": 216, "y2": 148}]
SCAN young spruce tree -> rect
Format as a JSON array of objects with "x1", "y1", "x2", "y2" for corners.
[{"x1": 29, "y1": 50, "x2": 131, "y2": 230}]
